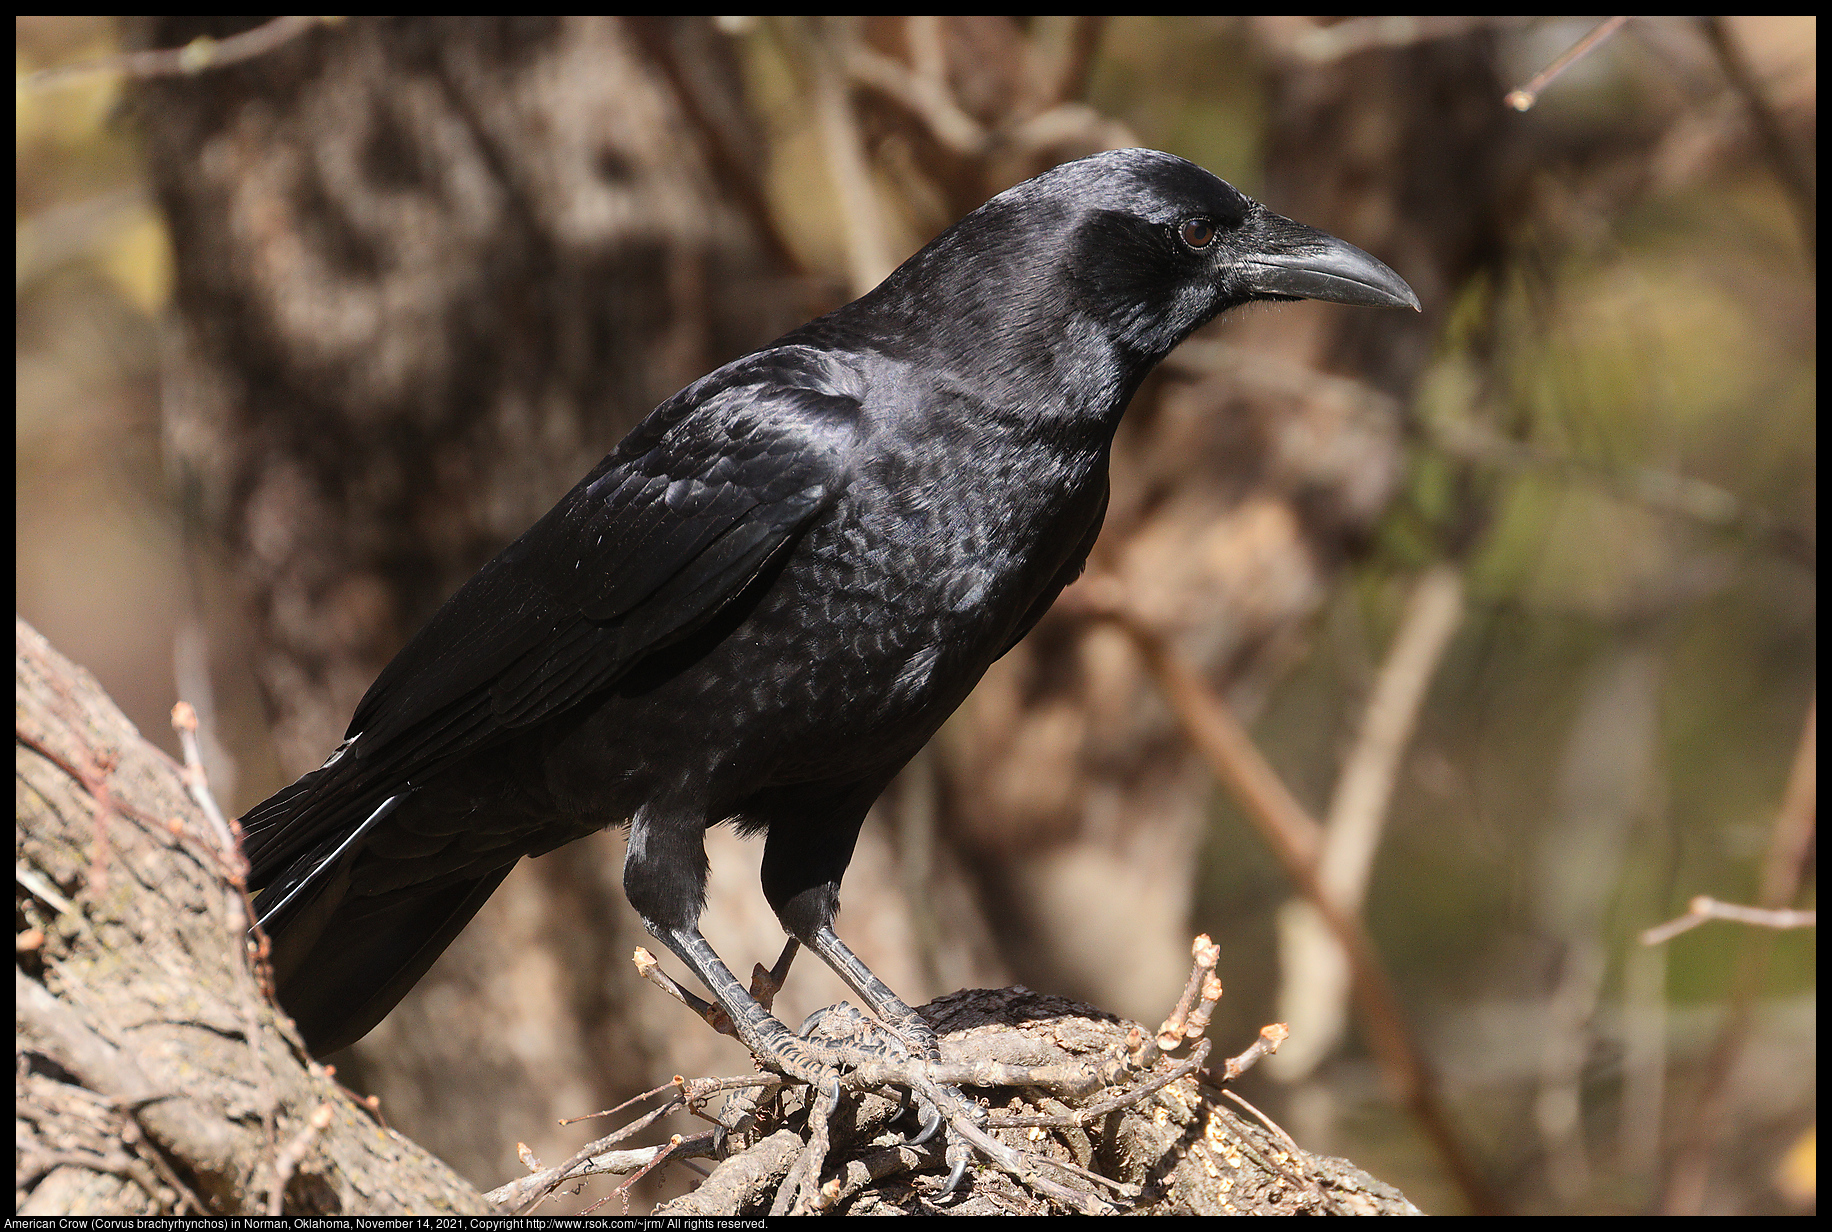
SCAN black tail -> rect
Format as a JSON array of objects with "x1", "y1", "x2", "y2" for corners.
[
  {"x1": 242, "y1": 771, "x2": 518, "y2": 1056},
  {"x1": 268, "y1": 861, "x2": 514, "y2": 1056}
]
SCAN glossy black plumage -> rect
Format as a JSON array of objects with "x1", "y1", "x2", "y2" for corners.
[{"x1": 239, "y1": 148, "x2": 1418, "y2": 1059}]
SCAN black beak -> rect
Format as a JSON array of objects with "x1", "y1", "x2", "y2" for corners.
[{"x1": 1240, "y1": 214, "x2": 1421, "y2": 311}]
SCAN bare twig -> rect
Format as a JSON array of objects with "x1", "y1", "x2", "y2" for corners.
[
  {"x1": 1214, "y1": 1086, "x2": 1327, "y2": 1207},
  {"x1": 489, "y1": 1134, "x2": 716, "y2": 1212},
  {"x1": 1663, "y1": 697, "x2": 1817, "y2": 1214},
  {"x1": 1642, "y1": 896, "x2": 1816, "y2": 946},
  {"x1": 171, "y1": 702, "x2": 239, "y2": 864},
  {"x1": 773, "y1": 1082, "x2": 835, "y2": 1214},
  {"x1": 17, "y1": 865, "x2": 76, "y2": 917},
  {"x1": 267, "y1": 1104, "x2": 332, "y2": 1215},
  {"x1": 1220, "y1": 1023, "x2": 1291, "y2": 1081},
  {"x1": 632, "y1": 947, "x2": 734, "y2": 1035},
  {"x1": 22, "y1": 16, "x2": 328, "y2": 92},
  {"x1": 172, "y1": 705, "x2": 276, "y2": 1151},
  {"x1": 1156, "y1": 933, "x2": 1223, "y2": 1050},
  {"x1": 1506, "y1": 17, "x2": 1631, "y2": 111},
  {"x1": 818, "y1": 1136, "x2": 947, "y2": 1209},
  {"x1": 983, "y1": 1041, "x2": 1211, "y2": 1131},
  {"x1": 503, "y1": 1099, "x2": 696, "y2": 1214},
  {"x1": 610, "y1": 1133, "x2": 706, "y2": 1214}
]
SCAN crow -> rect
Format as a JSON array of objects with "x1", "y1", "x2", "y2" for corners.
[{"x1": 240, "y1": 148, "x2": 1416, "y2": 1130}]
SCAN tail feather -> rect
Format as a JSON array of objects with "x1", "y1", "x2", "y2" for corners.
[
  {"x1": 272, "y1": 864, "x2": 515, "y2": 1056},
  {"x1": 241, "y1": 759, "x2": 523, "y2": 1057}
]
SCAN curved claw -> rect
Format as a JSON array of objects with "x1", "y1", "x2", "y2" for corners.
[
  {"x1": 908, "y1": 1101, "x2": 944, "y2": 1146},
  {"x1": 820, "y1": 1080, "x2": 843, "y2": 1121},
  {"x1": 941, "y1": 1152, "x2": 969, "y2": 1195}
]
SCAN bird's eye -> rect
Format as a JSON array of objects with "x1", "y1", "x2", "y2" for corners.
[{"x1": 1179, "y1": 218, "x2": 1216, "y2": 249}]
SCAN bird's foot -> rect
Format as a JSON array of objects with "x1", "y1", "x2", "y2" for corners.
[
  {"x1": 795, "y1": 1003, "x2": 980, "y2": 1196},
  {"x1": 737, "y1": 1002, "x2": 1123, "y2": 1212}
]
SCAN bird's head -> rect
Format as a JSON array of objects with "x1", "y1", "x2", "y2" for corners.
[
  {"x1": 1032, "y1": 148, "x2": 1420, "y2": 361},
  {"x1": 871, "y1": 148, "x2": 1418, "y2": 382}
]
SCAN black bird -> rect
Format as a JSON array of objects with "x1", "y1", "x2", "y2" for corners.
[{"x1": 242, "y1": 149, "x2": 1417, "y2": 1092}]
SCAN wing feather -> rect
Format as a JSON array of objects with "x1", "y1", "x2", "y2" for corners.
[{"x1": 243, "y1": 355, "x2": 859, "y2": 887}]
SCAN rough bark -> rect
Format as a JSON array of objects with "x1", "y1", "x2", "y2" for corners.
[{"x1": 17, "y1": 617, "x2": 488, "y2": 1215}]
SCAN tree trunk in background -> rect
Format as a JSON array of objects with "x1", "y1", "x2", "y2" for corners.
[{"x1": 134, "y1": 14, "x2": 1518, "y2": 1202}]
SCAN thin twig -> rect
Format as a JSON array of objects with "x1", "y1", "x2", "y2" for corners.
[
  {"x1": 1215, "y1": 1087, "x2": 1328, "y2": 1207},
  {"x1": 17, "y1": 865, "x2": 76, "y2": 917},
  {"x1": 1219, "y1": 1023, "x2": 1290, "y2": 1081},
  {"x1": 983, "y1": 1041, "x2": 1211, "y2": 1130},
  {"x1": 1642, "y1": 896, "x2": 1816, "y2": 946},
  {"x1": 1662, "y1": 698, "x2": 1816, "y2": 1214},
  {"x1": 170, "y1": 702, "x2": 238, "y2": 862},
  {"x1": 1156, "y1": 933, "x2": 1222, "y2": 1050},
  {"x1": 171, "y1": 705, "x2": 276, "y2": 1148},
  {"x1": 559, "y1": 1076, "x2": 692, "y2": 1126},
  {"x1": 632, "y1": 947, "x2": 733, "y2": 1035},
  {"x1": 506, "y1": 1100, "x2": 687, "y2": 1214},
  {"x1": 1506, "y1": 17, "x2": 1630, "y2": 111},
  {"x1": 22, "y1": 16, "x2": 328, "y2": 92},
  {"x1": 267, "y1": 1104, "x2": 332, "y2": 1215}
]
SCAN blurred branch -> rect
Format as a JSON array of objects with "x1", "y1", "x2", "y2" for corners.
[
  {"x1": 1321, "y1": 566, "x2": 1465, "y2": 912},
  {"x1": 1026, "y1": 15, "x2": 1107, "y2": 108},
  {"x1": 809, "y1": 18, "x2": 897, "y2": 296},
  {"x1": 845, "y1": 18, "x2": 1135, "y2": 163},
  {"x1": 1174, "y1": 330, "x2": 1812, "y2": 573},
  {"x1": 1286, "y1": 16, "x2": 1522, "y2": 64},
  {"x1": 1661, "y1": 696, "x2": 1816, "y2": 1215},
  {"x1": 1071, "y1": 578, "x2": 1503, "y2": 1215},
  {"x1": 1700, "y1": 16, "x2": 1816, "y2": 269},
  {"x1": 21, "y1": 16, "x2": 328, "y2": 92},
  {"x1": 1641, "y1": 896, "x2": 1816, "y2": 947},
  {"x1": 1273, "y1": 567, "x2": 1465, "y2": 1080},
  {"x1": 1428, "y1": 409, "x2": 1814, "y2": 572},
  {"x1": 1505, "y1": 17, "x2": 1630, "y2": 111},
  {"x1": 627, "y1": 18, "x2": 809, "y2": 282},
  {"x1": 1166, "y1": 337, "x2": 1400, "y2": 416},
  {"x1": 849, "y1": 31, "x2": 987, "y2": 156}
]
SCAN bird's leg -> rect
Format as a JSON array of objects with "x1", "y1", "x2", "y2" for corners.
[
  {"x1": 807, "y1": 924, "x2": 939, "y2": 1059},
  {"x1": 626, "y1": 814, "x2": 838, "y2": 1097},
  {"x1": 759, "y1": 819, "x2": 975, "y2": 1172},
  {"x1": 655, "y1": 927, "x2": 840, "y2": 1105}
]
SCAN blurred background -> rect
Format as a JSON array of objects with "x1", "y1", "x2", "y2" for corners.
[{"x1": 16, "y1": 16, "x2": 1814, "y2": 1215}]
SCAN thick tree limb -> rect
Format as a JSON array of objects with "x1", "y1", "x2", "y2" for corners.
[{"x1": 16, "y1": 617, "x2": 489, "y2": 1216}]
